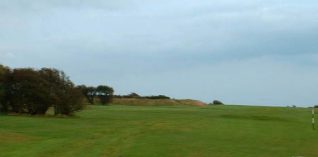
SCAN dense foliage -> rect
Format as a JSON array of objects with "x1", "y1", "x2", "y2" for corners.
[
  {"x1": 0, "y1": 65, "x2": 9, "y2": 113},
  {"x1": 212, "y1": 100, "x2": 224, "y2": 105},
  {"x1": 78, "y1": 85, "x2": 114, "y2": 105},
  {"x1": 0, "y1": 65, "x2": 85, "y2": 115},
  {"x1": 78, "y1": 85, "x2": 97, "y2": 104},
  {"x1": 96, "y1": 85, "x2": 114, "y2": 105}
]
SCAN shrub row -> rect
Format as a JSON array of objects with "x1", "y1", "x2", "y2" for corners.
[{"x1": 0, "y1": 65, "x2": 84, "y2": 115}]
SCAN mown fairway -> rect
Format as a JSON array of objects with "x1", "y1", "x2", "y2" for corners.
[{"x1": 0, "y1": 105, "x2": 317, "y2": 157}]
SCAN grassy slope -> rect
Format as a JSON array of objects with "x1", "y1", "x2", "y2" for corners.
[
  {"x1": 0, "y1": 105, "x2": 317, "y2": 157},
  {"x1": 112, "y1": 98, "x2": 207, "y2": 106}
]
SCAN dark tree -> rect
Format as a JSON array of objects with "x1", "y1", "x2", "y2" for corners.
[
  {"x1": 96, "y1": 85, "x2": 114, "y2": 105},
  {"x1": 127, "y1": 92, "x2": 140, "y2": 98},
  {"x1": 213, "y1": 100, "x2": 224, "y2": 105},
  {"x1": 40, "y1": 69, "x2": 83, "y2": 115},
  {"x1": 3, "y1": 67, "x2": 84, "y2": 115},
  {"x1": 0, "y1": 65, "x2": 104, "y2": 116},
  {"x1": 0, "y1": 65, "x2": 10, "y2": 113},
  {"x1": 5, "y1": 68, "x2": 51, "y2": 114},
  {"x1": 54, "y1": 85, "x2": 84, "y2": 115},
  {"x1": 78, "y1": 85, "x2": 96, "y2": 104}
]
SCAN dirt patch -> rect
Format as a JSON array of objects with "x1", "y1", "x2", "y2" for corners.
[
  {"x1": 179, "y1": 99, "x2": 207, "y2": 107},
  {"x1": 0, "y1": 132, "x2": 36, "y2": 143}
]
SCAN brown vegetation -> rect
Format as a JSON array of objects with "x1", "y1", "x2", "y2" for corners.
[{"x1": 112, "y1": 98, "x2": 207, "y2": 106}]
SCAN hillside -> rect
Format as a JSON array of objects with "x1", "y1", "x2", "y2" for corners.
[{"x1": 111, "y1": 98, "x2": 207, "y2": 106}]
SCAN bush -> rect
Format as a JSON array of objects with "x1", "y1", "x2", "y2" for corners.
[
  {"x1": 0, "y1": 66, "x2": 85, "y2": 115},
  {"x1": 212, "y1": 100, "x2": 224, "y2": 105},
  {"x1": 77, "y1": 85, "x2": 96, "y2": 105},
  {"x1": 0, "y1": 65, "x2": 10, "y2": 113},
  {"x1": 54, "y1": 87, "x2": 84, "y2": 115},
  {"x1": 144, "y1": 95, "x2": 170, "y2": 99},
  {"x1": 127, "y1": 92, "x2": 140, "y2": 98},
  {"x1": 96, "y1": 85, "x2": 114, "y2": 105},
  {"x1": 5, "y1": 68, "x2": 52, "y2": 114},
  {"x1": 40, "y1": 68, "x2": 84, "y2": 115}
]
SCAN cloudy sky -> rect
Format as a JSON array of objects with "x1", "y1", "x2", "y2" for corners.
[{"x1": 1, "y1": 0, "x2": 318, "y2": 106}]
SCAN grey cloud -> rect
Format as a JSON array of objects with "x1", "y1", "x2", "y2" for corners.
[{"x1": 1, "y1": 0, "x2": 318, "y2": 106}]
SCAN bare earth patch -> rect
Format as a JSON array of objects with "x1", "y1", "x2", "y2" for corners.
[{"x1": 0, "y1": 132, "x2": 36, "y2": 143}]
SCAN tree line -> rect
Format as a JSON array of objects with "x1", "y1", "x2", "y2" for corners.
[
  {"x1": 77, "y1": 85, "x2": 114, "y2": 105},
  {"x1": 0, "y1": 65, "x2": 113, "y2": 116}
]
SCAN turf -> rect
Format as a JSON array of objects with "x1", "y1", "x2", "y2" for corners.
[{"x1": 0, "y1": 105, "x2": 317, "y2": 157}]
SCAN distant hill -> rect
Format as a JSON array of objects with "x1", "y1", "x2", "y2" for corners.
[{"x1": 111, "y1": 98, "x2": 207, "y2": 106}]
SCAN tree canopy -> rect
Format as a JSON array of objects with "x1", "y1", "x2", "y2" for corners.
[
  {"x1": 0, "y1": 65, "x2": 86, "y2": 115},
  {"x1": 96, "y1": 85, "x2": 114, "y2": 105}
]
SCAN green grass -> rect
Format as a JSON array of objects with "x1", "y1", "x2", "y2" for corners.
[{"x1": 0, "y1": 105, "x2": 317, "y2": 157}]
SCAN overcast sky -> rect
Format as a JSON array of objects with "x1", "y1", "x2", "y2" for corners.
[{"x1": 1, "y1": 0, "x2": 318, "y2": 106}]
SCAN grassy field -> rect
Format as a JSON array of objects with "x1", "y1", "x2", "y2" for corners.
[{"x1": 0, "y1": 105, "x2": 317, "y2": 157}]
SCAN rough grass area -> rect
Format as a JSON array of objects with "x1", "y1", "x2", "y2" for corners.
[{"x1": 0, "y1": 105, "x2": 317, "y2": 157}]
